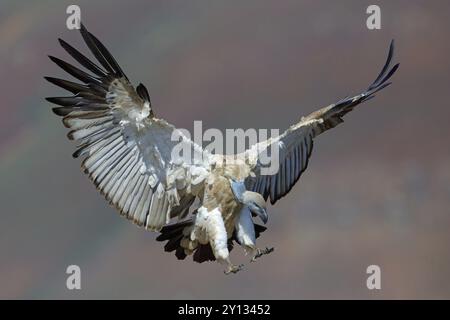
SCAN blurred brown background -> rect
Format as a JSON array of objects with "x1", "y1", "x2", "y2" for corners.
[{"x1": 0, "y1": 0, "x2": 449, "y2": 299}]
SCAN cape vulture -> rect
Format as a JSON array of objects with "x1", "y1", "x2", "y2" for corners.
[{"x1": 46, "y1": 24, "x2": 398, "y2": 274}]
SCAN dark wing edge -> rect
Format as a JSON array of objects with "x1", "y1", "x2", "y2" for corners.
[
  {"x1": 303, "y1": 40, "x2": 399, "y2": 133},
  {"x1": 250, "y1": 40, "x2": 399, "y2": 205},
  {"x1": 45, "y1": 23, "x2": 151, "y2": 119},
  {"x1": 44, "y1": 24, "x2": 183, "y2": 231}
]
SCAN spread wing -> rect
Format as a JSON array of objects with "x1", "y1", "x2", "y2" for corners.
[
  {"x1": 46, "y1": 24, "x2": 211, "y2": 231},
  {"x1": 245, "y1": 41, "x2": 399, "y2": 205}
]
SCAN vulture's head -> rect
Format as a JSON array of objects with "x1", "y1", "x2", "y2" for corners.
[
  {"x1": 230, "y1": 179, "x2": 268, "y2": 224},
  {"x1": 242, "y1": 191, "x2": 268, "y2": 224}
]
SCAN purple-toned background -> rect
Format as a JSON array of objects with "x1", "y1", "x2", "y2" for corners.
[{"x1": 1, "y1": 0, "x2": 449, "y2": 299}]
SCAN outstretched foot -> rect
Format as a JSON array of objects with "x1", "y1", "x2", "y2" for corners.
[
  {"x1": 224, "y1": 264, "x2": 244, "y2": 275},
  {"x1": 251, "y1": 247, "x2": 274, "y2": 262}
]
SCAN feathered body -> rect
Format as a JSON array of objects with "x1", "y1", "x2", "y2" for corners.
[{"x1": 46, "y1": 24, "x2": 398, "y2": 273}]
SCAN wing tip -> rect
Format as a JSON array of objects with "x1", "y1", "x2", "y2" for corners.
[
  {"x1": 51, "y1": 106, "x2": 66, "y2": 116},
  {"x1": 136, "y1": 83, "x2": 151, "y2": 104}
]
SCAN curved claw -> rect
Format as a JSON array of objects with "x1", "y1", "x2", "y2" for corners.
[
  {"x1": 224, "y1": 264, "x2": 244, "y2": 275},
  {"x1": 251, "y1": 247, "x2": 274, "y2": 262}
]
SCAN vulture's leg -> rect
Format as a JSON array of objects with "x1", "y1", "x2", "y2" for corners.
[
  {"x1": 235, "y1": 207, "x2": 274, "y2": 262},
  {"x1": 195, "y1": 207, "x2": 243, "y2": 274}
]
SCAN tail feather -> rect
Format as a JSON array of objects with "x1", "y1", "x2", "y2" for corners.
[
  {"x1": 156, "y1": 219, "x2": 193, "y2": 261},
  {"x1": 156, "y1": 220, "x2": 267, "y2": 263}
]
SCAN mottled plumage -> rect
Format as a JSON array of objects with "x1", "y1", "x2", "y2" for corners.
[{"x1": 46, "y1": 24, "x2": 399, "y2": 273}]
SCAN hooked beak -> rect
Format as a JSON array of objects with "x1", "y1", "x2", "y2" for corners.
[
  {"x1": 258, "y1": 208, "x2": 269, "y2": 224},
  {"x1": 249, "y1": 204, "x2": 268, "y2": 224}
]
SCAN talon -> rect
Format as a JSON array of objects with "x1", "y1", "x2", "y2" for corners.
[
  {"x1": 251, "y1": 247, "x2": 274, "y2": 262},
  {"x1": 224, "y1": 264, "x2": 244, "y2": 274}
]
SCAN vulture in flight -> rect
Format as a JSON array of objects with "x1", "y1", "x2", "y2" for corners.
[{"x1": 46, "y1": 24, "x2": 399, "y2": 274}]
